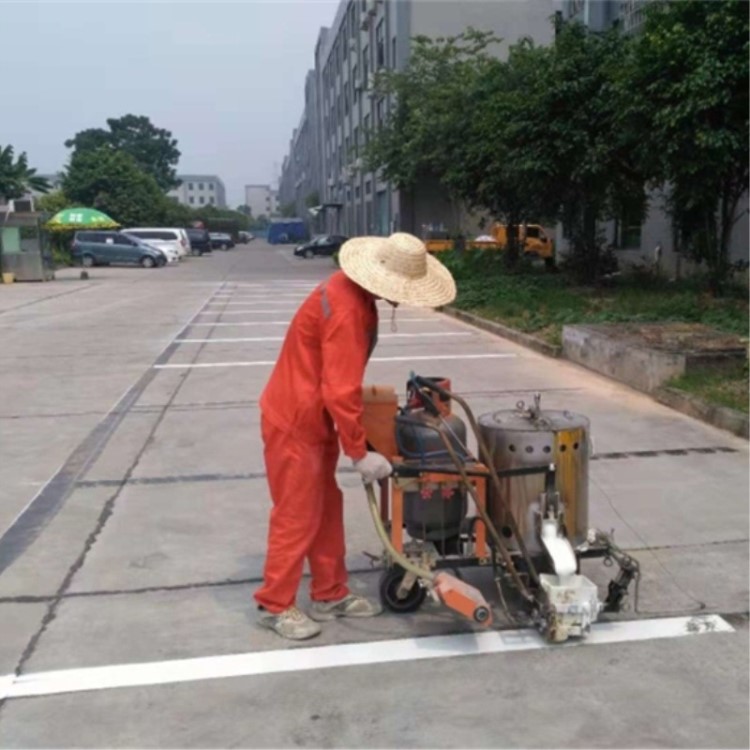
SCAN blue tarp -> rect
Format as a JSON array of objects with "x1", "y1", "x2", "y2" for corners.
[{"x1": 267, "y1": 219, "x2": 308, "y2": 245}]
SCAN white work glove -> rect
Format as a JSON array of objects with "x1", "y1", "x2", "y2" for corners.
[{"x1": 353, "y1": 452, "x2": 392, "y2": 484}]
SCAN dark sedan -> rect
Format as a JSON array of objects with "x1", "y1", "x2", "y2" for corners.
[
  {"x1": 294, "y1": 234, "x2": 348, "y2": 258},
  {"x1": 186, "y1": 228, "x2": 212, "y2": 255}
]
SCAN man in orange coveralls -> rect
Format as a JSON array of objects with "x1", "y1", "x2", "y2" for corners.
[{"x1": 255, "y1": 232, "x2": 456, "y2": 639}]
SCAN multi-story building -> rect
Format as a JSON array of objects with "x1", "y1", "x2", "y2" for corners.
[
  {"x1": 278, "y1": 68, "x2": 325, "y2": 222},
  {"x1": 168, "y1": 175, "x2": 227, "y2": 208},
  {"x1": 279, "y1": 0, "x2": 558, "y2": 238},
  {"x1": 244, "y1": 184, "x2": 278, "y2": 219}
]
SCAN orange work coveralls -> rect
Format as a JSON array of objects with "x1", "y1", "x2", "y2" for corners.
[{"x1": 255, "y1": 270, "x2": 378, "y2": 613}]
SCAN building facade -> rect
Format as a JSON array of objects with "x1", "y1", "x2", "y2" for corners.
[
  {"x1": 168, "y1": 175, "x2": 227, "y2": 208},
  {"x1": 278, "y1": 0, "x2": 558, "y2": 238},
  {"x1": 244, "y1": 184, "x2": 278, "y2": 219}
]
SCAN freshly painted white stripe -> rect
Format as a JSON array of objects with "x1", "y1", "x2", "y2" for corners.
[
  {"x1": 0, "y1": 616, "x2": 733, "y2": 700},
  {"x1": 154, "y1": 353, "x2": 515, "y2": 370},
  {"x1": 176, "y1": 333, "x2": 473, "y2": 344}
]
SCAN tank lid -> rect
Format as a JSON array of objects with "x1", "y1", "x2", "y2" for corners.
[{"x1": 478, "y1": 408, "x2": 589, "y2": 432}]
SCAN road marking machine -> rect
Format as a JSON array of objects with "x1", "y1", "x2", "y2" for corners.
[{"x1": 363, "y1": 374, "x2": 640, "y2": 643}]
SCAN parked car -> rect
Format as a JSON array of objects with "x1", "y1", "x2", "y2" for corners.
[
  {"x1": 294, "y1": 234, "x2": 348, "y2": 258},
  {"x1": 124, "y1": 228, "x2": 189, "y2": 260},
  {"x1": 71, "y1": 231, "x2": 166, "y2": 268},
  {"x1": 122, "y1": 232, "x2": 179, "y2": 264},
  {"x1": 186, "y1": 228, "x2": 212, "y2": 255},
  {"x1": 238, "y1": 231, "x2": 255, "y2": 244},
  {"x1": 209, "y1": 232, "x2": 235, "y2": 250}
]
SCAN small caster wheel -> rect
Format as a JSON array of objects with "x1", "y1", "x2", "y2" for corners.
[
  {"x1": 379, "y1": 565, "x2": 427, "y2": 614},
  {"x1": 474, "y1": 605, "x2": 492, "y2": 624}
]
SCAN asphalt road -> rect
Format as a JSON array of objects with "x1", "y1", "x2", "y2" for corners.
[{"x1": 0, "y1": 241, "x2": 747, "y2": 749}]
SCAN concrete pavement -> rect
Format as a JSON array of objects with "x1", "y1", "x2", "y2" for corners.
[{"x1": 0, "y1": 241, "x2": 747, "y2": 748}]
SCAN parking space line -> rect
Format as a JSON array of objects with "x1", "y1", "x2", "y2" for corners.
[
  {"x1": 196, "y1": 310, "x2": 299, "y2": 315},
  {"x1": 186, "y1": 319, "x2": 444, "y2": 327},
  {"x1": 0, "y1": 615, "x2": 733, "y2": 700},
  {"x1": 175, "y1": 333, "x2": 474, "y2": 344},
  {"x1": 153, "y1": 354, "x2": 516, "y2": 370}
]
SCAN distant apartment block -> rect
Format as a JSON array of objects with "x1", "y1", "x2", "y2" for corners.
[
  {"x1": 244, "y1": 185, "x2": 278, "y2": 219},
  {"x1": 169, "y1": 175, "x2": 227, "y2": 208}
]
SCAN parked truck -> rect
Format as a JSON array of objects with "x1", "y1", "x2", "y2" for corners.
[{"x1": 423, "y1": 223, "x2": 555, "y2": 265}]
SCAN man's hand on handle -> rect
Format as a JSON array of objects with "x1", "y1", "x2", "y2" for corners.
[{"x1": 353, "y1": 452, "x2": 392, "y2": 484}]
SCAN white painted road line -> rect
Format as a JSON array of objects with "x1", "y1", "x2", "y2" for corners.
[
  {"x1": 196, "y1": 310, "x2": 299, "y2": 315},
  {"x1": 186, "y1": 318, "x2": 444, "y2": 327},
  {"x1": 153, "y1": 354, "x2": 516, "y2": 370},
  {"x1": 175, "y1": 333, "x2": 474, "y2": 344},
  {"x1": 0, "y1": 615, "x2": 733, "y2": 700}
]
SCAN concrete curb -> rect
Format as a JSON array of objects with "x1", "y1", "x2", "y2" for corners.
[
  {"x1": 442, "y1": 306, "x2": 747, "y2": 439},
  {"x1": 442, "y1": 306, "x2": 562, "y2": 358},
  {"x1": 655, "y1": 387, "x2": 749, "y2": 439}
]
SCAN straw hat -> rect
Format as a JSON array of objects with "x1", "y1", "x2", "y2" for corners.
[{"x1": 339, "y1": 232, "x2": 456, "y2": 307}]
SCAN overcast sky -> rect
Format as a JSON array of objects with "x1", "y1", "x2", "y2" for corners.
[{"x1": 0, "y1": 0, "x2": 339, "y2": 207}]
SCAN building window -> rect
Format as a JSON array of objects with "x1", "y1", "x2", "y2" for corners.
[
  {"x1": 198, "y1": 182, "x2": 204, "y2": 190},
  {"x1": 391, "y1": 37, "x2": 396, "y2": 69},
  {"x1": 376, "y1": 20, "x2": 385, "y2": 69},
  {"x1": 189, "y1": 197, "x2": 194, "y2": 204},
  {"x1": 209, "y1": 183, "x2": 214, "y2": 191},
  {"x1": 352, "y1": 63, "x2": 359, "y2": 103},
  {"x1": 209, "y1": 197, "x2": 215, "y2": 205},
  {"x1": 188, "y1": 183, "x2": 194, "y2": 190},
  {"x1": 199, "y1": 196, "x2": 205, "y2": 204},
  {"x1": 355, "y1": 185, "x2": 361, "y2": 200},
  {"x1": 362, "y1": 45, "x2": 369, "y2": 88},
  {"x1": 617, "y1": 209, "x2": 642, "y2": 249},
  {"x1": 376, "y1": 98, "x2": 385, "y2": 129},
  {"x1": 353, "y1": 125, "x2": 360, "y2": 156},
  {"x1": 365, "y1": 180, "x2": 372, "y2": 195},
  {"x1": 363, "y1": 114, "x2": 371, "y2": 145}
]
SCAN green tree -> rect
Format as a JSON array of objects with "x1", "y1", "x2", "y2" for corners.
[
  {"x1": 35, "y1": 189, "x2": 71, "y2": 215},
  {"x1": 304, "y1": 191, "x2": 320, "y2": 208},
  {"x1": 236, "y1": 204, "x2": 252, "y2": 217},
  {"x1": 250, "y1": 214, "x2": 269, "y2": 230},
  {"x1": 507, "y1": 23, "x2": 646, "y2": 280},
  {"x1": 622, "y1": 0, "x2": 749, "y2": 293},
  {"x1": 279, "y1": 201, "x2": 297, "y2": 218},
  {"x1": 62, "y1": 148, "x2": 167, "y2": 226},
  {"x1": 0, "y1": 145, "x2": 50, "y2": 200},
  {"x1": 65, "y1": 114, "x2": 181, "y2": 191}
]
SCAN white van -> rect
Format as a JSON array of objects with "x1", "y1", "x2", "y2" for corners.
[{"x1": 124, "y1": 228, "x2": 189, "y2": 261}]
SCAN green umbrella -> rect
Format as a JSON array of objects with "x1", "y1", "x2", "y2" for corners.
[{"x1": 45, "y1": 207, "x2": 120, "y2": 231}]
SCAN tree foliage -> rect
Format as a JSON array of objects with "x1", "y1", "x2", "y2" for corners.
[
  {"x1": 621, "y1": 0, "x2": 749, "y2": 292},
  {"x1": 0, "y1": 145, "x2": 50, "y2": 200},
  {"x1": 35, "y1": 190, "x2": 71, "y2": 215},
  {"x1": 65, "y1": 114, "x2": 180, "y2": 191},
  {"x1": 62, "y1": 148, "x2": 167, "y2": 226},
  {"x1": 366, "y1": 3, "x2": 748, "y2": 288}
]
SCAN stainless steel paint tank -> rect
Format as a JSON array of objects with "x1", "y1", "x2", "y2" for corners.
[{"x1": 477, "y1": 401, "x2": 590, "y2": 554}]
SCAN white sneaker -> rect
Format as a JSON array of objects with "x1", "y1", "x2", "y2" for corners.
[
  {"x1": 259, "y1": 606, "x2": 322, "y2": 640},
  {"x1": 309, "y1": 594, "x2": 383, "y2": 622}
]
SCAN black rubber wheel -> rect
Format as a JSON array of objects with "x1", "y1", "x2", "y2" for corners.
[
  {"x1": 304, "y1": 249, "x2": 314, "y2": 259},
  {"x1": 141, "y1": 256, "x2": 156, "y2": 268},
  {"x1": 379, "y1": 566, "x2": 427, "y2": 614},
  {"x1": 82, "y1": 254, "x2": 95, "y2": 268}
]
